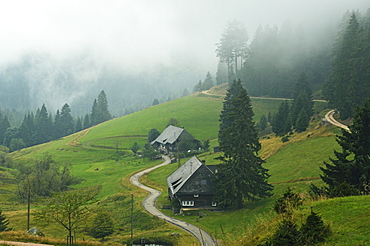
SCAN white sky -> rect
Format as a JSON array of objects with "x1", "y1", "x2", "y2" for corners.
[{"x1": 0, "y1": 0, "x2": 368, "y2": 70}]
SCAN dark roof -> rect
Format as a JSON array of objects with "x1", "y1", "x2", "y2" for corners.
[
  {"x1": 151, "y1": 125, "x2": 184, "y2": 145},
  {"x1": 167, "y1": 156, "x2": 215, "y2": 195}
]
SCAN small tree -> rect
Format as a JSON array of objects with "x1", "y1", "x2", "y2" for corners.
[
  {"x1": 0, "y1": 210, "x2": 12, "y2": 231},
  {"x1": 147, "y1": 128, "x2": 160, "y2": 143},
  {"x1": 90, "y1": 211, "x2": 114, "y2": 241},
  {"x1": 300, "y1": 210, "x2": 331, "y2": 244},
  {"x1": 269, "y1": 220, "x2": 300, "y2": 246},
  {"x1": 167, "y1": 118, "x2": 180, "y2": 127},
  {"x1": 130, "y1": 142, "x2": 140, "y2": 154},
  {"x1": 36, "y1": 187, "x2": 99, "y2": 245},
  {"x1": 202, "y1": 139, "x2": 210, "y2": 152},
  {"x1": 274, "y1": 188, "x2": 302, "y2": 214}
]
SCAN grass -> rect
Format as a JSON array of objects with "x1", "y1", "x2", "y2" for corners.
[{"x1": 2, "y1": 90, "x2": 368, "y2": 245}]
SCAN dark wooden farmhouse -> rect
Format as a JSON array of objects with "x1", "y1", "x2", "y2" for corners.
[
  {"x1": 151, "y1": 125, "x2": 199, "y2": 153},
  {"x1": 167, "y1": 156, "x2": 219, "y2": 211}
]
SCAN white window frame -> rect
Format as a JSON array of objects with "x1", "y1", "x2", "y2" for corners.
[
  {"x1": 194, "y1": 194, "x2": 199, "y2": 197},
  {"x1": 181, "y1": 200, "x2": 194, "y2": 206},
  {"x1": 212, "y1": 201, "x2": 217, "y2": 207}
]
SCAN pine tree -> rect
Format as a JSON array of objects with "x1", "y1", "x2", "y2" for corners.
[
  {"x1": 269, "y1": 220, "x2": 300, "y2": 246},
  {"x1": 0, "y1": 113, "x2": 10, "y2": 144},
  {"x1": 97, "y1": 90, "x2": 112, "y2": 123},
  {"x1": 83, "y1": 114, "x2": 91, "y2": 129},
  {"x1": 0, "y1": 210, "x2": 12, "y2": 231},
  {"x1": 291, "y1": 73, "x2": 313, "y2": 130},
  {"x1": 75, "y1": 117, "x2": 83, "y2": 132},
  {"x1": 202, "y1": 71, "x2": 214, "y2": 90},
  {"x1": 271, "y1": 101, "x2": 291, "y2": 136},
  {"x1": 300, "y1": 211, "x2": 330, "y2": 244},
  {"x1": 215, "y1": 80, "x2": 272, "y2": 209},
  {"x1": 60, "y1": 103, "x2": 74, "y2": 136},
  {"x1": 324, "y1": 13, "x2": 364, "y2": 119},
  {"x1": 34, "y1": 104, "x2": 53, "y2": 144},
  {"x1": 216, "y1": 20, "x2": 248, "y2": 82},
  {"x1": 320, "y1": 98, "x2": 370, "y2": 195},
  {"x1": 90, "y1": 211, "x2": 114, "y2": 241},
  {"x1": 295, "y1": 109, "x2": 309, "y2": 133},
  {"x1": 90, "y1": 99, "x2": 99, "y2": 126}
]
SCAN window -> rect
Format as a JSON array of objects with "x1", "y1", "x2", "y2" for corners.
[
  {"x1": 212, "y1": 201, "x2": 217, "y2": 207},
  {"x1": 181, "y1": 201, "x2": 194, "y2": 206},
  {"x1": 194, "y1": 194, "x2": 199, "y2": 197}
]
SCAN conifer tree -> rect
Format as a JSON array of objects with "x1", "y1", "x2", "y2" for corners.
[
  {"x1": 75, "y1": 117, "x2": 83, "y2": 132},
  {"x1": 60, "y1": 103, "x2": 74, "y2": 136},
  {"x1": 300, "y1": 211, "x2": 330, "y2": 244},
  {"x1": 0, "y1": 210, "x2": 12, "y2": 231},
  {"x1": 271, "y1": 101, "x2": 291, "y2": 136},
  {"x1": 90, "y1": 211, "x2": 114, "y2": 241},
  {"x1": 323, "y1": 13, "x2": 364, "y2": 119},
  {"x1": 291, "y1": 72, "x2": 313, "y2": 130},
  {"x1": 215, "y1": 80, "x2": 272, "y2": 209},
  {"x1": 320, "y1": 98, "x2": 370, "y2": 195},
  {"x1": 34, "y1": 104, "x2": 53, "y2": 144}
]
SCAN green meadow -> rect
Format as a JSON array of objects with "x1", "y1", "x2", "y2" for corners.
[{"x1": 1, "y1": 91, "x2": 369, "y2": 245}]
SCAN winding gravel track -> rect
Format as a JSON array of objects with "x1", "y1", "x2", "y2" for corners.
[
  {"x1": 129, "y1": 155, "x2": 216, "y2": 246},
  {"x1": 325, "y1": 110, "x2": 350, "y2": 132}
]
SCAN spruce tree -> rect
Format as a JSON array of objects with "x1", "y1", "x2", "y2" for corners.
[
  {"x1": 215, "y1": 80, "x2": 272, "y2": 209},
  {"x1": 0, "y1": 210, "x2": 12, "y2": 231},
  {"x1": 271, "y1": 101, "x2": 291, "y2": 136},
  {"x1": 97, "y1": 90, "x2": 112, "y2": 123},
  {"x1": 320, "y1": 98, "x2": 370, "y2": 195},
  {"x1": 300, "y1": 211, "x2": 330, "y2": 244},
  {"x1": 324, "y1": 13, "x2": 363, "y2": 119},
  {"x1": 60, "y1": 103, "x2": 74, "y2": 136},
  {"x1": 90, "y1": 211, "x2": 114, "y2": 241}
]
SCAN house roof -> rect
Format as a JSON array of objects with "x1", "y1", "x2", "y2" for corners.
[
  {"x1": 151, "y1": 125, "x2": 184, "y2": 145},
  {"x1": 167, "y1": 156, "x2": 215, "y2": 195}
]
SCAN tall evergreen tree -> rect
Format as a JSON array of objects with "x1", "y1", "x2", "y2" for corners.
[
  {"x1": 291, "y1": 73, "x2": 313, "y2": 130},
  {"x1": 215, "y1": 80, "x2": 272, "y2": 209},
  {"x1": 0, "y1": 210, "x2": 12, "y2": 231},
  {"x1": 53, "y1": 109, "x2": 63, "y2": 139},
  {"x1": 34, "y1": 104, "x2": 53, "y2": 144},
  {"x1": 19, "y1": 113, "x2": 35, "y2": 147},
  {"x1": 323, "y1": 13, "x2": 364, "y2": 119},
  {"x1": 90, "y1": 99, "x2": 99, "y2": 126},
  {"x1": 83, "y1": 113, "x2": 91, "y2": 129},
  {"x1": 320, "y1": 98, "x2": 370, "y2": 195},
  {"x1": 97, "y1": 90, "x2": 112, "y2": 123},
  {"x1": 75, "y1": 117, "x2": 83, "y2": 132},
  {"x1": 271, "y1": 101, "x2": 291, "y2": 136},
  {"x1": 202, "y1": 71, "x2": 214, "y2": 90},
  {"x1": 0, "y1": 113, "x2": 10, "y2": 144},
  {"x1": 216, "y1": 20, "x2": 248, "y2": 82},
  {"x1": 59, "y1": 103, "x2": 74, "y2": 136}
]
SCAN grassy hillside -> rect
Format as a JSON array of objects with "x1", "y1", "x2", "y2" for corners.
[{"x1": 2, "y1": 90, "x2": 368, "y2": 245}]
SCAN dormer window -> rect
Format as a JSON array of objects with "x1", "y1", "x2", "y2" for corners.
[{"x1": 194, "y1": 194, "x2": 199, "y2": 197}]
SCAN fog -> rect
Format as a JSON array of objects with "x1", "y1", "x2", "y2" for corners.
[{"x1": 0, "y1": 0, "x2": 368, "y2": 115}]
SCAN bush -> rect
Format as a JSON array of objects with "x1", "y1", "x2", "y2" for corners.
[{"x1": 274, "y1": 188, "x2": 302, "y2": 214}]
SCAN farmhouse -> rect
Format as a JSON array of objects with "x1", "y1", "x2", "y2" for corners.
[
  {"x1": 167, "y1": 156, "x2": 218, "y2": 211},
  {"x1": 151, "y1": 125, "x2": 199, "y2": 153}
]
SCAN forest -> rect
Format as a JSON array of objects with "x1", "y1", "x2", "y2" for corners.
[{"x1": 212, "y1": 10, "x2": 370, "y2": 120}]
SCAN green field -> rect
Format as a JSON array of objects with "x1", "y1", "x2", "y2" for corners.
[{"x1": 1, "y1": 91, "x2": 369, "y2": 245}]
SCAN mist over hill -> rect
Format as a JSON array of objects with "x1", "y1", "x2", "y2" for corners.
[{"x1": 0, "y1": 51, "x2": 203, "y2": 117}]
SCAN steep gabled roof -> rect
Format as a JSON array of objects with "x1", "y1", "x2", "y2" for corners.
[
  {"x1": 167, "y1": 156, "x2": 203, "y2": 195},
  {"x1": 151, "y1": 125, "x2": 184, "y2": 145}
]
